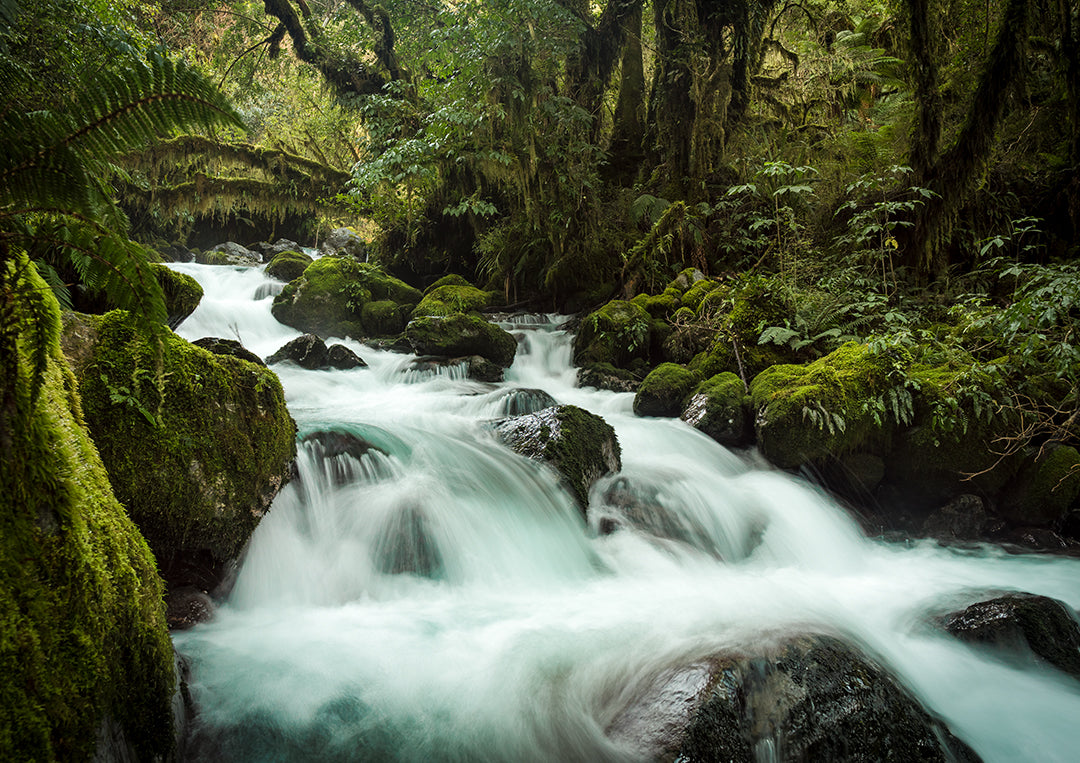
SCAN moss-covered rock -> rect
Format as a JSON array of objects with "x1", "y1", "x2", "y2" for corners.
[
  {"x1": 681, "y1": 372, "x2": 751, "y2": 446},
  {"x1": 412, "y1": 283, "x2": 493, "y2": 318},
  {"x1": 573, "y1": 299, "x2": 652, "y2": 368},
  {"x1": 493, "y1": 404, "x2": 621, "y2": 511},
  {"x1": 749, "y1": 342, "x2": 895, "y2": 469},
  {"x1": 1000, "y1": 446, "x2": 1080, "y2": 525},
  {"x1": 425, "y1": 273, "x2": 472, "y2": 292},
  {"x1": 1, "y1": 261, "x2": 175, "y2": 760},
  {"x1": 265, "y1": 250, "x2": 314, "y2": 283},
  {"x1": 634, "y1": 363, "x2": 702, "y2": 417},
  {"x1": 152, "y1": 263, "x2": 202, "y2": 330},
  {"x1": 271, "y1": 257, "x2": 422, "y2": 339},
  {"x1": 631, "y1": 290, "x2": 681, "y2": 319},
  {"x1": 681, "y1": 278, "x2": 721, "y2": 312},
  {"x1": 361, "y1": 299, "x2": 408, "y2": 336},
  {"x1": 405, "y1": 314, "x2": 518, "y2": 367},
  {"x1": 62, "y1": 310, "x2": 296, "y2": 590},
  {"x1": 577, "y1": 362, "x2": 642, "y2": 393}
]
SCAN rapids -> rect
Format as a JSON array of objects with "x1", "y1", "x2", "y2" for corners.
[{"x1": 170, "y1": 262, "x2": 1080, "y2": 762}]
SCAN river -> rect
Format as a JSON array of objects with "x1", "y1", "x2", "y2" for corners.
[{"x1": 169, "y1": 262, "x2": 1080, "y2": 762}]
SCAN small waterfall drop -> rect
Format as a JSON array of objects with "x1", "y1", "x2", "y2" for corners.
[{"x1": 171, "y1": 264, "x2": 1080, "y2": 762}]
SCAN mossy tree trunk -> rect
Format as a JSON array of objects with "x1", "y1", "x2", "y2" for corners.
[
  {"x1": 906, "y1": 0, "x2": 943, "y2": 179},
  {"x1": 607, "y1": 2, "x2": 646, "y2": 185},
  {"x1": 910, "y1": 0, "x2": 1032, "y2": 277}
]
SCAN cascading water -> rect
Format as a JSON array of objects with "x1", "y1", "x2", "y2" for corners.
[{"x1": 170, "y1": 262, "x2": 1080, "y2": 762}]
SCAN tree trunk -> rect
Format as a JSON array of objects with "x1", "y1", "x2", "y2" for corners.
[{"x1": 607, "y1": 3, "x2": 646, "y2": 184}]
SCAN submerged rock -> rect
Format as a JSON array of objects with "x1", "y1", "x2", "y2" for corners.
[
  {"x1": 62, "y1": 311, "x2": 296, "y2": 593},
  {"x1": 266, "y1": 333, "x2": 330, "y2": 369},
  {"x1": 607, "y1": 634, "x2": 980, "y2": 762},
  {"x1": 372, "y1": 503, "x2": 445, "y2": 579},
  {"x1": 577, "y1": 361, "x2": 641, "y2": 393},
  {"x1": 493, "y1": 404, "x2": 621, "y2": 511},
  {"x1": 193, "y1": 336, "x2": 266, "y2": 367},
  {"x1": 939, "y1": 593, "x2": 1080, "y2": 680}
]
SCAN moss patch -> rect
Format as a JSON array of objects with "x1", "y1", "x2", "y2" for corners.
[
  {"x1": 749, "y1": 342, "x2": 895, "y2": 469},
  {"x1": 152, "y1": 263, "x2": 202, "y2": 330},
  {"x1": 573, "y1": 299, "x2": 652, "y2": 368},
  {"x1": 265, "y1": 250, "x2": 314, "y2": 283},
  {"x1": 271, "y1": 257, "x2": 422, "y2": 339},
  {"x1": 405, "y1": 314, "x2": 518, "y2": 367},
  {"x1": 1, "y1": 262, "x2": 174, "y2": 760},
  {"x1": 412, "y1": 283, "x2": 493, "y2": 318},
  {"x1": 64, "y1": 310, "x2": 296, "y2": 576},
  {"x1": 681, "y1": 372, "x2": 752, "y2": 446},
  {"x1": 634, "y1": 363, "x2": 702, "y2": 417}
]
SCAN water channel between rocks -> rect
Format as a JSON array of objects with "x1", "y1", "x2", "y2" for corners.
[{"x1": 170, "y1": 262, "x2": 1080, "y2": 762}]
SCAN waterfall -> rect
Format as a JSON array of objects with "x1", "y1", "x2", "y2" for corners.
[{"x1": 170, "y1": 263, "x2": 1080, "y2": 762}]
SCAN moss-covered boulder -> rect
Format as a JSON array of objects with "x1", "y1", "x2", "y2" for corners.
[
  {"x1": 265, "y1": 250, "x2": 313, "y2": 283},
  {"x1": 681, "y1": 372, "x2": 752, "y2": 446},
  {"x1": 634, "y1": 362, "x2": 701, "y2": 417},
  {"x1": 2, "y1": 261, "x2": 175, "y2": 760},
  {"x1": 573, "y1": 299, "x2": 652, "y2": 368},
  {"x1": 271, "y1": 256, "x2": 422, "y2": 339},
  {"x1": 152, "y1": 263, "x2": 202, "y2": 329},
  {"x1": 405, "y1": 314, "x2": 518, "y2": 367},
  {"x1": 198, "y1": 241, "x2": 260, "y2": 266},
  {"x1": 681, "y1": 277, "x2": 721, "y2": 312},
  {"x1": 749, "y1": 342, "x2": 896, "y2": 469},
  {"x1": 425, "y1": 273, "x2": 472, "y2": 292},
  {"x1": 493, "y1": 405, "x2": 621, "y2": 511},
  {"x1": 62, "y1": 310, "x2": 296, "y2": 591},
  {"x1": 630, "y1": 289, "x2": 681, "y2": 319},
  {"x1": 999, "y1": 446, "x2": 1080, "y2": 526},
  {"x1": 412, "y1": 282, "x2": 494, "y2": 318}
]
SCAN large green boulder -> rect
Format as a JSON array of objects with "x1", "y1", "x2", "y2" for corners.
[
  {"x1": 493, "y1": 404, "x2": 621, "y2": 511},
  {"x1": 265, "y1": 249, "x2": 313, "y2": 283},
  {"x1": 573, "y1": 299, "x2": 652, "y2": 368},
  {"x1": 405, "y1": 313, "x2": 518, "y2": 367},
  {"x1": 152, "y1": 262, "x2": 202, "y2": 329},
  {"x1": 681, "y1": 371, "x2": 752, "y2": 446},
  {"x1": 634, "y1": 362, "x2": 701, "y2": 417},
  {"x1": 412, "y1": 282, "x2": 494, "y2": 318},
  {"x1": 62, "y1": 310, "x2": 296, "y2": 590},
  {"x1": 749, "y1": 342, "x2": 895, "y2": 469},
  {"x1": 271, "y1": 256, "x2": 422, "y2": 339},
  {"x1": 1, "y1": 261, "x2": 175, "y2": 760}
]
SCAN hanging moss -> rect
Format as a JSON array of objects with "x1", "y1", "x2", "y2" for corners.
[{"x1": 1, "y1": 265, "x2": 175, "y2": 761}]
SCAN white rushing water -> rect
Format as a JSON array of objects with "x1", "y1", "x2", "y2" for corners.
[{"x1": 170, "y1": 263, "x2": 1080, "y2": 762}]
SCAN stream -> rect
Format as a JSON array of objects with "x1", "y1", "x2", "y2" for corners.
[{"x1": 170, "y1": 262, "x2": 1080, "y2": 762}]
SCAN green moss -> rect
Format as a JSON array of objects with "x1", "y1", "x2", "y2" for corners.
[
  {"x1": 362, "y1": 299, "x2": 407, "y2": 337},
  {"x1": 573, "y1": 299, "x2": 652, "y2": 368},
  {"x1": 412, "y1": 284, "x2": 492, "y2": 318},
  {"x1": 271, "y1": 256, "x2": 421, "y2": 339},
  {"x1": 681, "y1": 278, "x2": 721, "y2": 312},
  {"x1": 749, "y1": 342, "x2": 893, "y2": 469},
  {"x1": 1014, "y1": 447, "x2": 1080, "y2": 523},
  {"x1": 265, "y1": 250, "x2": 314, "y2": 283},
  {"x1": 405, "y1": 314, "x2": 518, "y2": 367},
  {"x1": 728, "y1": 277, "x2": 791, "y2": 337},
  {"x1": 151, "y1": 263, "x2": 202, "y2": 329},
  {"x1": 682, "y1": 372, "x2": 752, "y2": 445},
  {"x1": 67, "y1": 310, "x2": 296, "y2": 568},
  {"x1": 542, "y1": 406, "x2": 621, "y2": 509},
  {"x1": 631, "y1": 291, "x2": 681, "y2": 318},
  {"x1": 1, "y1": 264, "x2": 174, "y2": 760},
  {"x1": 634, "y1": 362, "x2": 702, "y2": 417},
  {"x1": 425, "y1": 273, "x2": 471, "y2": 293}
]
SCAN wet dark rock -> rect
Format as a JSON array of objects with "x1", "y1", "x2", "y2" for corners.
[
  {"x1": 466, "y1": 355, "x2": 504, "y2": 382},
  {"x1": 298, "y1": 430, "x2": 393, "y2": 487},
  {"x1": 939, "y1": 593, "x2": 1080, "y2": 680},
  {"x1": 258, "y1": 238, "x2": 303, "y2": 259},
  {"x1": 166, "y1": 586, "x2": 215, "y2": 630},
  {"x1": 607, "y1": 633, "x2": 980, "y2": 762},
  {"x1": 577, "y1": 362, "x2": 641, "y2": 393},
  {"x1": 193, "y1": 337, "x2": 266, "y2": 367},
  {"x1": 493, "y1": 404, "x2": 620, "y2": 511},
  {"x1": 991, "y1": 526, "x2": 1074, "y2": 552},
  {"x1": 921, "y1": 494, "x2": 988, "y2": 541},
  {"x1": 266, "y1": 334, "x2": 330, "y2": 369},
  {"x1": 320, "y1": 227, "x2": 368, "y2": 259},
  {"x1": 372, "y1": 503, "x2": 444, "y2": 578},
  {"x1": 327, "y1": 343, "x2": 367, "y2": 369}
]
